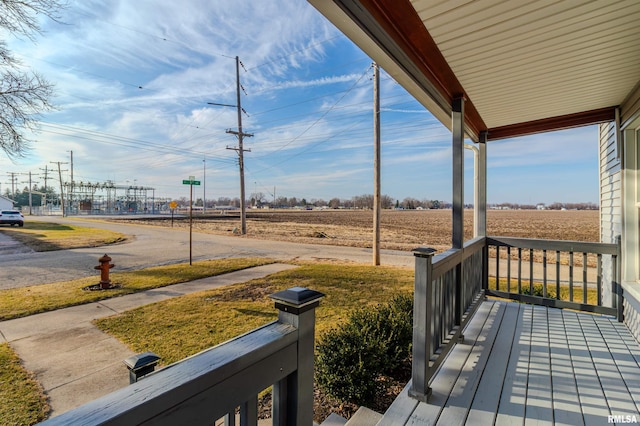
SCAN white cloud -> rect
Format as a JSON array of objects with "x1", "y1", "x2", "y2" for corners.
[{"x1": 0, "y1": 1, "x2": 601, "y2": 205}]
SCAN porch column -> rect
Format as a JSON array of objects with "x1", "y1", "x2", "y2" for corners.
[
  {"x1": 452, "y1": 97, "x2": 465, "y2": 328},
  {"x1": 477, "y1": 131, "x2": 487, "y2": 237},
  {"x1": 452, "y1": 97, "x2": 465, "y2": 249}
]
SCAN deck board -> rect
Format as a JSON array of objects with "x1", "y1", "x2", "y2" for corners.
[
  {"x1": 596, "y1": 319, "x2": 640, "y2": 413},
  {"x1": 563, "y1": 310, "x2": 611, "y2": 425},
  {"x1": 547, "y1": 307, "x2": 584, "y2": 426},
  {"x1": 407, "y1": 301, "x2": 498, "y2": 424},
  {"x1": 578, "y1": 314, "x2": 639, "y2": 418},
  {"x1": 379, "y1": 300, "x2": 640, "y2": 426},
  {"x1": 524, "y1": 305, "x2": 554, "y2": 425},
  {"x1": 435, "y1": 302, "x2": 507, "y2": 425},
  {"x1": 494, "y1": 304, "x2": 530, "y2": 426},
  {"x1": 466, "y1": 302, "x2": 521, "y2": 425}
]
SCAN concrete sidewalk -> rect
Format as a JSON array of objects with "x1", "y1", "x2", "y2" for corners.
[{"x1": 0, "y1": 263, "x2": 297, "y2": 418}]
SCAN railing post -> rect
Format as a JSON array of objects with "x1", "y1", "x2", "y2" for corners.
[
  {"x1": 270, "y1": 287, "x2": 324, "y2": 426},
  {"x1": 482, "y1": 238, "x2": 489, "y2": 292},
  {"x1": 409, "y1": 247, "x2": 436, "y2": 402},
  {"x1": 615, "y1": 235, "x2": 624, "y2": 322}
]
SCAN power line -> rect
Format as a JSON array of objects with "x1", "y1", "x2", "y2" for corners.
[
  {"x1": 255, "y1": 64, "x2": 373, "y2": 160},
  {"x1": 37, "y1": 122, "x2": 236, "y2": 164}
]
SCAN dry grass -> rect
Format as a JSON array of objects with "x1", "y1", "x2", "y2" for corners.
[
  {"x1": 0, "y1": 221, "x2": 127, "y2": 251},
  {"x1": 94, "y1": 261, "x2": 414, "y2": 422},
  {"x1": 0, "y1": 258, "x2": 275, "y2": 321},
  {"x1": 123, "y1": 209, "x2": 599, "y2": 252},
  {"x1": 95, "y1": 262, "x2": 414, "y2": 365},
  {"x1": 0, "y1": 343, "x2": 49, "y2": 425},
  {"x1": 488, "y1": 277, "x2": 598, "y2": 305}
]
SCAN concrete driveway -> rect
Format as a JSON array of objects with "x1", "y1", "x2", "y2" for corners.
[{"x1": 0, "y1": 215, "x2": 414, "y2": 290}]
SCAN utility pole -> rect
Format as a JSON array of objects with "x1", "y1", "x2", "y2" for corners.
[
  {"x1": 373, "y1": 62, "x2": 381, "y2": 266},
  {"x1": 68, "y1": 150, "x2": 74, "y2": 214},
  {"x1": 7, "y1": 172, "x2": 19, "y2": 200},
  {"x1": 207, "y1": 56, "x2": 253, "y2": 234},
  {"x1": 203, "y1": 158, "x2": 206, "y2": 214},
  {"x1": 51, "y1": 161, "x2": 68, "y2": 216},
  {"x1": 224, "y1": 56, "x2": 253, "y2": 234},
  {"x1": 25, "y1": 171, "x2": 40, "y2": 215},
  {"x1": 40, "y1": 166, "x2": 50, "y2": 211}
]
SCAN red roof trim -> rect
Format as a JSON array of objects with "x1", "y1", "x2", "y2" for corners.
[
  {"x1": 487, "y1": 107, "x2": 617, "y2": 141},
  {"x1": 359, "y1": 0, "x2": 487, "y2": 139}
]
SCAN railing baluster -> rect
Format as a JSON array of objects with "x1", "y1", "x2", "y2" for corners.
[
  {"x1": 436, "y1": 276, "x2": 442, "y2": 347},
  {"x1": 240, "y1": 396, "x2": 258, "y2": 426},
  {"x1": 543, "y1": 249, "x2": 547, "y2": 298},
  {"x1": 457, "y1": 258, "x2": 464, "y2": 326},
  {"x1": 582, "y1": 252, "x2": 588, "y2": 304},
  {"x1": 507, "y1": 246, "x2": 511, "y2": 293},
  {"x1": 482, "y1": 242, "x2": 489, "y2": 292},
  {"x1": 496, "y1": 245, "x2": 500, "y2": 291},
  {"x1": 597, "y1": 253, "x2": 602, "y2": 306},
  {"x1": 224, "y1": 412, "x2": 236, "y2": 426},
  {"x1": 518, "y1": 248, "x2": 522, "y2": 294},
  {"x1": 556, "y1": 251, "x2": 560, "y2": 300},
  {"x1": 436, "y1": 277, "x2": 446, "y2": 355},
  {"x1": 569, "y1": 251, "x2": 574, "y2": 302},
  {"x1": 529, "y1": 248, "x2": 534, "y2": 295}
]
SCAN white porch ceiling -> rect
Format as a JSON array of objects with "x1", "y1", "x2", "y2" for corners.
[
  {"x1": 310, "y1": 0, "x2": 640, "y2": 139},
  {"x1": 410, "y1": 0, "x2": 640, "y2": 129}
]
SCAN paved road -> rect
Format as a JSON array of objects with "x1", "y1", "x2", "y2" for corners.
[{"x1": 0, "y1": 216, "x2": 414, "y2": 289}]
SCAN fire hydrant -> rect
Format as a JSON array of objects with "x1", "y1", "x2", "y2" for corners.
[{"x1": 95, "y1": 254, "x2": 115, "y2": 289}]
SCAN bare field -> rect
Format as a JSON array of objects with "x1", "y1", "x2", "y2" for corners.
[{"x1": 133, "y1": 209, "x2": 599, "y2": 253}]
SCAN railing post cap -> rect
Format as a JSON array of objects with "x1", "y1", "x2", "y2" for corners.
[
  {"x1": 123, "y1": 351, "x2": 161, "y2": 372},
  {"x1": 412, "y1": 247, "x2": 437, "y2": 257},
  {"x1": 270, "y1": 287, "x2": 325, "y2": 314}
]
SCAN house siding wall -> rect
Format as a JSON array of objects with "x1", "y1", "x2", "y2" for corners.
[
  {"x1": 623, "y1": 288, "x2": 640, "y2": 344},
  {"x1": 599, "y1": 122, "x2": 621, "y2": 308},
  {"x1": 0, "y1": 196, "x2": 14, "y2": 211},
  {"x1": 619, "y1": 85, "x2": 640, "y2": 338}
]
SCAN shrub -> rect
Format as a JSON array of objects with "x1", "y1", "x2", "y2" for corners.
[
  {"x1": 315, "y1": 294, "x2": 413, "y2": 406},
  {"x1": 521, "y1": 284, "x2": 545, "y2": 297}
]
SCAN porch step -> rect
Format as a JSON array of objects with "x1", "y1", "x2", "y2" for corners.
[
  {"x1": 345, "y1": 407, "x2": 383, "y2": 426},
  {"x1": 320, "y1": 412, "x2": 348, "y2": 425}
]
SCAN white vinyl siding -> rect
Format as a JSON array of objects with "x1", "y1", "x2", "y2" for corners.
[
  {"x1": 600, "y1": 122, "x2": 621, "y2": 245},
  {"x1": 599, "y1": 122, "x2": 621, "y2": 308}
]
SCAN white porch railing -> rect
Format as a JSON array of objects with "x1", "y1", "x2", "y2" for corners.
[
  {"x1": 38, "y1": 287, "x2": 323, "y2": 426},
  {"x1": 485, "y1": 236, "x2": 621, "y2": 319},
  {"x1": 409, "y1": 235, "x2": 623, "y2": 402},
  {"x1": 409, "y1": 237, "x2": 486, "y2": 402}
]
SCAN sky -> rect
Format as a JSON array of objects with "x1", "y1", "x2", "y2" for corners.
[{"x1": 0, "y1": 0, "x2": 600, "y2": 205}]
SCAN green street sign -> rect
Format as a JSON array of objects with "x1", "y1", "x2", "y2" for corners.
[{"x1": 182, "y1": 180, "x2": 201, "y2": 185}]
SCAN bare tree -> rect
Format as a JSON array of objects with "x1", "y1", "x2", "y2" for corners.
[{"x1": 1, "y1": 0, "x2": 66, "y2": 158}]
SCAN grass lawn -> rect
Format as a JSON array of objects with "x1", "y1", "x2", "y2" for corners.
[
  {"x1": 0, "y1": 258, "x2": 275, "y2": 321},
  {"x1": 0, "y1": 221, "x2": 127, "y2": 251},
  {"x1": 95, "y1": 262, "x2": 414, "y2": 365},
  {"x1": 0, "y1": 343, "x2": 49, "y2": 425}
]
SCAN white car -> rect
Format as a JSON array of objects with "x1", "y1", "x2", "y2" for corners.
[{"x1": 0, "y1": 210, "x2": 24, "y2": 227}]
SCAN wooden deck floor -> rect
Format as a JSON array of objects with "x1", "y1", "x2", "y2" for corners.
[{"x1": 379, "y1": 300, "x2": 640, "y2": 426}]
